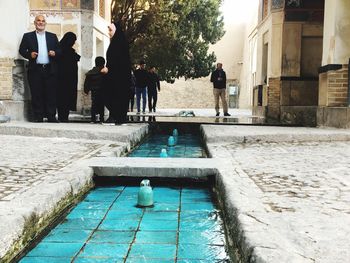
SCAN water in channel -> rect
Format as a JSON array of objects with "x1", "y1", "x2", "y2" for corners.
[{"x1": 20, "y1": 186, "x2": 231, "y2": 262}]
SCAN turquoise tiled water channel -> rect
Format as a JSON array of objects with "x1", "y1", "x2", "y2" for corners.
[
  {"x1": 128, "y1": 134, "x2": 205, "y2": 158},
  {"x1": 20, "y1": 186, "x2": 230, "y2": 262}
]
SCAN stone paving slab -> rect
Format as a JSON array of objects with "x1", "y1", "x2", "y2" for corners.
[
  {"x1": 0, "y1": 135, "x2": 106, "y2": 202},
  {"x1": 202, "y1": 125, "x2": 350, "y2": 263},
  {"x1": 88, "y1": 157, "x2": 217, "y2": 178}
]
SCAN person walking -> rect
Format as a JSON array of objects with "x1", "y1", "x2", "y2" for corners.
[
  {"x1": 210, "y1": 63, "x2": 230, "y2": 117},
  {"x1": 129, "y1": 70, "x2": 136, "y2": 112},
  {"x1": 147, "y1": 66, "x2": 160, "y2": 113},
  {"x1": 103, "y1": 21, "x2": 131, "y2": 124},
  {"x1": 57, "y1": 32, "x2": 80, "y2": 122},
  {"x1": 19, "y1": 15, "x2": 61, "y2": 122},
  {"x1": 134, "y1": 60, "x2": 148, "y2": 114}
]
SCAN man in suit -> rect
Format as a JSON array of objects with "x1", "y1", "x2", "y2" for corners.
[{"x1": 19, "y1": 15, "x2": 61, "y2": 122}]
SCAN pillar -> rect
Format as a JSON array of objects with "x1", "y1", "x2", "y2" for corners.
[{"x1": 0, "y1": 1, "x2": 30, "y2": 120}]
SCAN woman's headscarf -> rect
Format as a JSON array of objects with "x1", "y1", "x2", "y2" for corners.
[
  {"x1": 106, "y1": 21, "x2": 131, "y2": 76},
  {"x1": 60, "y1": 32, "x2": 77, "y2": 49}
]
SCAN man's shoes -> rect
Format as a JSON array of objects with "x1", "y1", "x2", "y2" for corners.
[
  {"x1": 47, "y1": 118, "x2": 59, "y2": 123},
  {"x1": 142, "y1": 111, "x2": 145, "y2": 114},
  {"x1": 224, "y1": 112, "x2": 231, "y2": 117},
  {"x1": 104, "y1": 117, "x2": 115, "y2": 123},
  {"x1": 153, "y1": 108, "x2": 156, "y2": 112},
  {"x1": 216, "y1": 112, "x2": 220, "y2": 117},
  {"x1": 102, "y1": 117, "x2": 116, "y2": 125},
  {"x1": 136, "y1": 111, "x2": 140, "y2": 115}
]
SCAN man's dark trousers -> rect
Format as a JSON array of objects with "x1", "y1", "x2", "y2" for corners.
[
  {"x1": 148, "y1": 90, "x2": 158, "y2": 111},
  {"x1": 27, "y1": 64, "x2": 57, "y2": 121}
]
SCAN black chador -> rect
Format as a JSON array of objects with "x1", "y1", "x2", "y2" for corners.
[{"x1": 104, "y1": 22, "x2": 131, "y2": 124}]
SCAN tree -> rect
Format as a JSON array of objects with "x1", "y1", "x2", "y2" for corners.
[{"x1": 111, "y1": 0, "x2": 225, "y2": 82}]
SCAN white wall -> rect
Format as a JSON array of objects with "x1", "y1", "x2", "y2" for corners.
[
  {"x1": 0, "y1": 1, "x2": 29, "y2": 58},
  {"x1": 322, "y1": 0, "x2": 350, "y2": 65},
  {"x1": 237, "y1": 0, "x2": 260, "y2": 108}
]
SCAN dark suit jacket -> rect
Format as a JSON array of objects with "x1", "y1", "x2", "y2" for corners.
[{"x1": 19, "y1": 31, "x2": 61, "y2": 74}]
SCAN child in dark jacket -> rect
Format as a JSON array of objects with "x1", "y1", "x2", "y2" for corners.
[{"x1": 84, "y1": 56, "x2": 105, "y2": 123}]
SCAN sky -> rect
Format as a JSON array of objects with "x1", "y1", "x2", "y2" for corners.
[{"x1": 221, "y1": 0, "x2": 259, "y2": 24}]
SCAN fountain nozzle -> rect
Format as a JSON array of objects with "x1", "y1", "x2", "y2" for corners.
[{"x1": 137, "y1": 179, "x2": 154, "y2": 207}]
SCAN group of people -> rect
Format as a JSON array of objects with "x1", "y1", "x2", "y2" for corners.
[
  {"x1": 19, "y1": 15, "x2": 230, "y2": 125},
  {"x1": 132, "y1": 60, "x2": 161, "y2": 114},
  {"x1": 19, "y1": 14, "x2": 160, "y2": 125},
  {"x1": 19, "y1": 15, "x2": 82, "y2": 123},
  {"x1": 84, "y1": 59, "x2": 161, "y2": 123}
]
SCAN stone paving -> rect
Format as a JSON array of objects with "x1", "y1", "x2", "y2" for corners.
[
  {"x1": 0, "y1": 135, "x2": 104, "y2": 202},
  {"x1": 227, "y1": 141, "x2": 350, "y2": 261}
]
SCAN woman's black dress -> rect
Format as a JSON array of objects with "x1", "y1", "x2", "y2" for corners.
[
  {"x1": 57, "y1": 32, "x2": 80, "y2": 122},
  {"x1": 104, "y1": 22, "x2": 131, "y2": 124}
]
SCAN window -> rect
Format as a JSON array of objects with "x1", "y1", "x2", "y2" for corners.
[
  {"x1": 99, "y1": 0, "x2": 105, "y2": 18},
  {"x1": 263, "y1": 0, "x2": 269, "y2": 19}
]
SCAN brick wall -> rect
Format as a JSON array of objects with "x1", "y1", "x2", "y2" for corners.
[
  {"x1": 267, "y1": 77, "x2": 281, "y2": 120},
  {"x1": 0, "y1": 58, "x2": 14, "y2": 100},
  {"x1": 327, "y1": 65, "x2": 348, "y2": 107}
]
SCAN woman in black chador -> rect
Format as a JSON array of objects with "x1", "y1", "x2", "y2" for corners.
[
  {"x1": 104, "y1": 21, "x2": 131, "y2": 124},
  {"x1": 57, "y1": 32, "x2": 80, "y2": 122}
]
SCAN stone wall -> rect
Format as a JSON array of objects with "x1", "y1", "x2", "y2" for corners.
[
  {"x1": 281, "y1": 79, "x2": 318, "y2": 106},
  {"x1": 317, "y1": 106, "x2": 350, "y2": 128},
  {"x1": 0, "y1": 58, "x2": 14, "y2": 100},
  {"x1": 0, "y1": 59, "x2": 31, "y2": 120},
  {"x1": 156, "y1": 78, "x2": 222, "y2": 109}
]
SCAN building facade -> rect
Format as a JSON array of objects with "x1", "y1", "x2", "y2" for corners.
[{"x1": 245, "y1": 0, "x2": 350, "y2": 127}]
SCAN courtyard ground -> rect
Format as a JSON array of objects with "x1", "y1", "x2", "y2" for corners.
[{"x1": 0, "y1": 109, "x2": 349, "y2": 262}]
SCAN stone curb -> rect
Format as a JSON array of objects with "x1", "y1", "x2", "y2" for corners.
[
  {"x1": 87, "y1": 157, "x2": 217, "y2": 178},
  {"x1": 201, "y1": 125, "x2": 350, "y2": 144},
  {"x1": 0, "y1": 123, "x2": 149, "y2": 145}
]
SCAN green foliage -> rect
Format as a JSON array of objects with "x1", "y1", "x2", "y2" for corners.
[{"x1": 111, "y1": 0, "x2": 225, "y2": 82}]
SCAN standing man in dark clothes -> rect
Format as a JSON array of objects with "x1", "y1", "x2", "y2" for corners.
[
  {"x1": 210, "y1": 63, "x2": 230, "y2": 117},
  {"x1": 84, "y1": 56, "x2": 106, "y2": 123},
  {"x1": 134, "y1": 60, "x2": 149, "y2": 114},
  {"x1": 19, "y1": 15, "x2": 61, "y2": 122},
  {"x1": 147, "y1": 66, "x2": 160, "y2": 113}
]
